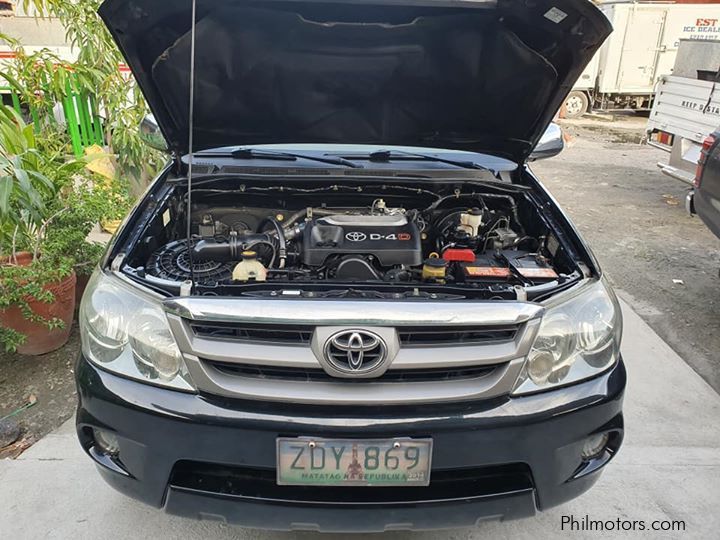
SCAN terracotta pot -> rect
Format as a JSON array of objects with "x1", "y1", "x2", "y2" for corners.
[
  {"x1": 0, "y1": 253, "x2": 77, "y2": 356},
  {"x1": 5, "y1": 251, "x2": 34, "y2": 266},
  {"x1": 75, "y1": 272, "x2": 91, "y2": 307}
]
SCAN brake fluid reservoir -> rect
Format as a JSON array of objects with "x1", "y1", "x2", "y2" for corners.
[
  {"x1": 232, "y1": 251, "x2": 267, "y2": 282},
  {"x1": 458, "y1": 208, "x2": 484, "y2": 237}
]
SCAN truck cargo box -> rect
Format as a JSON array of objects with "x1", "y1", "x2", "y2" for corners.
[
  {"x1": 647, "y1": 40, "x2": 720, "y2": 184},
  {"x1": 565, "y1": 2, "x2": 720, "y2": 117}
]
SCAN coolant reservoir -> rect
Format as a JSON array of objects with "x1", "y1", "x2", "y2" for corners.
[
  {"x1": 422, "y1": 253, "x2": 447, "y2": 281},
  {"x1": 232, "y1": 251, "x2": 267, "y2": 282}
]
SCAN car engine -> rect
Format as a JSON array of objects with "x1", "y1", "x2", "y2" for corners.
[
  {"x1": 303, "y1": 214, "x2": 422, "y2": 268},
  {"x1": 123, "y1": 181, "x2": 580, "y2": 300}
]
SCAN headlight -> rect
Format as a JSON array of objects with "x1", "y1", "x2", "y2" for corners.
[
  {"x1": 80, "y1": 269, "x2": 194, "y2": 391},
  {"x1": 512, "y1": 279, "x2": 622, "y2": 395}
]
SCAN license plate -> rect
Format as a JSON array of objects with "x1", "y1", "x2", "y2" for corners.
[{"x1": 276, "y1": 437, "x2": 433, "y2": 486}]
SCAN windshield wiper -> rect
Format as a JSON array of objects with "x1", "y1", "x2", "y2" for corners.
[
  {"x1": 228, "y1": 148, "x2": 364, "y2": 168},
  {"x1": 365, "y1": 149, "x2": 491, "y2": 171}
]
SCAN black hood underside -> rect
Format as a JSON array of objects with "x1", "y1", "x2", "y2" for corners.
[{"x1": 100, "y1": 0, "x2": 610, "y2": 161}]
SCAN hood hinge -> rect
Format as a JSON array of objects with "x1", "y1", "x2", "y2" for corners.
[{"x1": 171, "y1": 151, "x2": 184, "y2": 174}]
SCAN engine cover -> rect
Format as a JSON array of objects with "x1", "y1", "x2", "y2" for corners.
[{"x1": 302, "y1": 214, "x2": 422, "y2": 267}]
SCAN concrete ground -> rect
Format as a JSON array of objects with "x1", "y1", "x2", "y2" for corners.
[
  {"x1": 537, "y1": 117, "x2": 720, "y2": 394},
  {"x1": 1, "y1": 300, "x2": 718, "y2": 539}
]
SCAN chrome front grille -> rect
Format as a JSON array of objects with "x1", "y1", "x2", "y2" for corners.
[
  {"x1": 190, "y1": 321, "x2": 518, "y2": 347},
  {"x1": 189, "y1": 321, "x2": 313, "y2": 345},
  {"x1": 397, "y1": 325, "x2": 518, "y2": 347},
  {"x1": 209, "y1": 361, "x2": 496, "y2": 383},
  {"x1": 164, "y1": 298, "x2": 544, "y2": 404}
]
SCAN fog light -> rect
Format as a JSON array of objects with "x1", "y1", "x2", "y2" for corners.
[
  {"x1": 581, "y1": 432, "x2": 609, "y2": 460},
  {"x1": 94, "y1": 429, "x2": 120, "y2": 455}
]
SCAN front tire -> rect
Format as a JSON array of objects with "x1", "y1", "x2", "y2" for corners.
[{"x1": 563, "y1": 91, "x2": 589, "y2": 119}]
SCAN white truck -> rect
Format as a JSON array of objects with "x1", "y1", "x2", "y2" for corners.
[
  {"x1": 564, "y1": 1, "x2": 720, "y2": 118},
  {"x1": 647, "y1": 39, "x2": 720, "y2": 184}
]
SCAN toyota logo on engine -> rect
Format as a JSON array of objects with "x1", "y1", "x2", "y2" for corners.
[{"x1": 345, "y1": 231, "x2": 367, "y2": 242}]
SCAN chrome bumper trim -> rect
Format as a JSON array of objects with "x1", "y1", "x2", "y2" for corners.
[
  {"x1": 686, "y1": 190, "x2": 695, "y2": 216},
  {"x1": 164, "y1": 298, "x2": 544, "y2": 326},
  {"x1": 657, "y1": 162, "x2": 695, "y2": 185}
]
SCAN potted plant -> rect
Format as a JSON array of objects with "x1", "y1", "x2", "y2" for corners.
[
  {"x1": 0, "y1": 255, "x2": 75, "y2": 355},
  {"x1": 0, "y1": 105, "x2": 88, "y2": 354}
]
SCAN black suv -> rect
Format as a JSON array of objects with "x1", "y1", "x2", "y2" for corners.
[
  {"x1": 76, "y1": 0, "x2": 625, "y2": 531},
  {"x1": 688, "y1": 131, "x2": 720, "y2": 242}
]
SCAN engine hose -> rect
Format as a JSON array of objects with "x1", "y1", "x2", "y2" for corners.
[
  {"x1": 247, "y1": 240, "x2": 277, "y2": 269},
  {"x1": 425, "y1": 193, "x2": 488, "y2": 213},
  {"x1": 229, "y1": 235, "x2": 239, "y2": 260},
  {"x1": 191, "y1": 234, "x2": 274, "y2": 264},
  {"x1": 282, "y1": 207, "x2": 337, "y2": 228},
  {"x1": 479, "y1": 194, "x2": 524, "y2": 234},
  {"x1": 258, "y1": 217, "x2": 287, "y2": 269}
]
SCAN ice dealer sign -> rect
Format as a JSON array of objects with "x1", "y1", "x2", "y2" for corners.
[{"x1": 683, "y1": 18, "x2": 720, "y2": 41}]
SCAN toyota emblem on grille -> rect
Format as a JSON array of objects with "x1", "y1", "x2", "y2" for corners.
[
  {"x1": 345, "y1": 231, "x2": 367, "y2": 242},
  {"x1": 324, "y1": 330, "x2": 388, "y2": 375}
]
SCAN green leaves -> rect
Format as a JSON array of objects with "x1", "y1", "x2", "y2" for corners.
[
  {"x1": 0, "y1": 104, "x2": 80, "y2": 256},
  {"x1": 0, "y1": 106, "x2": 30, "y2": 154},
  {"x1": 42, "y1": 178, "x2": 127, "y2": 269},
  {"x1": 0, "y1": 254, "x2": 72, "y2": 352},
  {"x1": 14, "y1": 0, "x2": 164, "y2": 188},
  {"x1": 0, "y1": 327, "x2": 27, "y2": 353},
  {"x1": 0, "y1": 176, "x2": 12, "y2": 216},
  {"x1": 1, "y1": 1, "x2": 145, "y2": 351}
]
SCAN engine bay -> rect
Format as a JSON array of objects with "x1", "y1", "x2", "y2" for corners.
[{"x1": 119, "y1": 179, "x2": 584, "y2": 301}]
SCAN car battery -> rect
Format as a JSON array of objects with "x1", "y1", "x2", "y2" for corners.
[
  {"x1": 461, "y1": 255, "x2": 512, "y2": 281},
  {"x1": 503, "y1": 250, "x2": 559, "y2": 281}
]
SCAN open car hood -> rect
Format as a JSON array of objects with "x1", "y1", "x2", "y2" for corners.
[{"x1": 100, "y1": 0, "x2": 610, "y2": 161}]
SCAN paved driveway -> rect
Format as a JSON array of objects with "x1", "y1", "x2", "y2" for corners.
[{"x1": 1, "y1": 301, "x2": 718, "y2": 539}]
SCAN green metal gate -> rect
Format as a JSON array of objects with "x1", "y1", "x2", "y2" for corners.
[{"x1": 0, "y1": 79, "x2": 104, "y2": 157}]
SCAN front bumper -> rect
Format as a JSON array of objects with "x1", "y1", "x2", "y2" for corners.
[
  {"x1": 692, "y1": 187, "x2": 720, "y2": 240},
  {"x1": 76, "y1": 355, "x2": 626, "y2": 532}
]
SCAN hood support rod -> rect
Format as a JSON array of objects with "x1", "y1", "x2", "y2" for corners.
[{"x1": 184, "y1": 0, "x2": 199, "y2": 295}]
